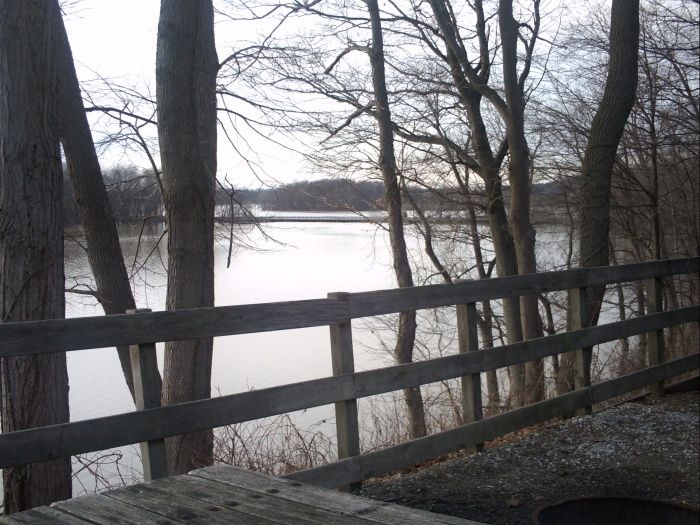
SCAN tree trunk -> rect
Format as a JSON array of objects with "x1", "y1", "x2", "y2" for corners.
[
  {"x1": 579, "y1": 0, "x2": 640, "y2": 324},
  {"x1": 461, "y1": 177, "x2": 500, "y2": 413},
  {"x1": 157, "y1": 0, "x2": 219, "y2": 474},
  {"x1": 0, "y1": 0, "x2": 71, "y2": 512},
  {"x1": 367, "y1": 0, "x2": 426, "y2": 439},
  {"x1": 482, "y1": 163, "x2": 525, "y2": 407},
  {"x1": 499, "y1": 0, "x2": 545, "y2": 404},
  {"x1": 464, "y1": 91, "x2": 526, "y2": 407},
  {"x1": 53, "y1": 2, "x2": 142, "y2": 400},
  {"x1": 426, "y1": 0, "x2": 527, "y2": 406}
]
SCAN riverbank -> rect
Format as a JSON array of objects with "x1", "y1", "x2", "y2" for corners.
[{"x1": 355, "y1": 389, "x2": 699, "y2": 525}]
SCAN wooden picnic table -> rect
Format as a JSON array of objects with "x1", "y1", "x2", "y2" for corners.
[{"x1": 0, "y1": 465, "x2": 486, "y2": 524}]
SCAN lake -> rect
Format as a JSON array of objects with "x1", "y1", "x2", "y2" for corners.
[
  {"x1": 65, "y1": 216, "x2": 401, "y2": 418},
  {"x1": 58, "y1": 214, "x2": 578, "y2": 493},
  {"x1": 63, "y1": 215, "x2": 409, "y2": 491}
]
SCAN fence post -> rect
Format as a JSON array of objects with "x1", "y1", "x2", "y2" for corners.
[
  {"x1": 645, "y1": 277, "x2": 665, "y2": 397},
  {"x1": 456, "y1": 300, "x2": 483, "y2": 453},
  {"x1": 327, "y1": 292, "x2": 360, "y2": 491},
  {"x1": 126, "y1": 308, "x2": 168, "y2": 480},
  {"x1": 570, "y1": 287, "x2": 592, "y2": 416}
]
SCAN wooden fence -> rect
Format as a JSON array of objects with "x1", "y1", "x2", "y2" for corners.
[{"x1": 0, "y1": 257, "x2": 698, "y2": 492}]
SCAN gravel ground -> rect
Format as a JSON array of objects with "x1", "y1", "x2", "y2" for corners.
[{"x1": 355, "y1": 391, "x2": 699, "y2": 525}]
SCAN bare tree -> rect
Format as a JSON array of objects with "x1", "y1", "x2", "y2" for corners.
[
  {"x1": 54, "y1": 0, "x2": 143, "y2": 399},
  {"x1": 579, "y1": 0, "x2": 640, "y2": 324},
  {"x1": 0, "y1": 0, "x2": 71, "y2": 512},
  {"x1": 612, "y1": 0, "x2": 698, "y2": 360},
  {"x1": 156, "y1": 0, "x2": 219, "y2": 475},
  {"x1": 242, "y1": 0, "x2": 545, "y2": 407},
  {"x1": 422, "y1": 0, "x2": 544, "y2": 405},
  {"x1": 498, "y1": 0, "x2": 545, "y2": 403},
  {"x1": 533, "y1": 0, "x2": 697, "y2": 386},
  {"x1": 366, "y1": 0, "x2": 426, "y2": 439}
]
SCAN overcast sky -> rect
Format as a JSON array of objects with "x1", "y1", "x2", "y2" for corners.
[
  {"x1": 64, "y1": 0, "x2": 158, "y2": 80},
  {"x1": 63, "y1": 0, "x2": 306, "y2": 187}
]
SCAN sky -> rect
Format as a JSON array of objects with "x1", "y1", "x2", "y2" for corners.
[
  {"x1": 64, "y1": 0, "x2": 158, "y2": 81},
  {"x1": 63, "y1": 0, "x2": 306, "y2": 188}
]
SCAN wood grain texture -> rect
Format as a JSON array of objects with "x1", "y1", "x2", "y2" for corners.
[
  {"x1": 144, "y1": 475, "x2": 366, "y2": 525},
  {"x1": 0, "y1": 507, "x2": 91, "y2": 524},
  {"x1": 570, "y1": 287, "x2": 593, "y2": 416},
  {"x1": 105, "y1": 480, "x2": 271, "y2": 525},
  {"x1": 127, "y1": 309, "x2": 167, "y2": 481},
  {"x1": 52, "y1": 492, "x2": 183, "y2": 524},
  {"x1": 193, "y1": 465, "x2": 480, "y2": 524},
  {"x1": 0, "y1": 299, "x2": 349, "y2": 358},
  {"x1": 347, "y1": 257, "x2": 698, "y2": 318},
  {"x1": 645, "y1": 277, "x2": 665, "y2": 397},
  {"x1": 456, "y1": 301, "x2": 483, "y2": 452},
  {"x1": 1, "y1": 467, "x2": 481, "y2": 524},
  {"x1": 328, "y1": 293, "x2": 361, "y2": 492}
]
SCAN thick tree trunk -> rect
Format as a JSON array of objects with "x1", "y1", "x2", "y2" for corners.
[
  {"x1": 579, "y1": 0, "x2": 640, "y2": 324},
  {"x1": 0, "y1": 0, "x2": 71, "y2": 512},
  {"x1": 157, "y1": 0, "x2": 218, "y2": 474},
  {"x1": 367, "y1": 0, "x2": 426, "y2": 438},
  {"x1": 499, "y1": 0, "x2": 545, "y2": 404},
  {"x1": 53, "y1": 3, "x2": 141, "y2": 400}
]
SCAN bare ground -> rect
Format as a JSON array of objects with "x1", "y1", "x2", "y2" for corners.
[{"x1": 355, "y1": 390, "x2": 699, "y2": 525}]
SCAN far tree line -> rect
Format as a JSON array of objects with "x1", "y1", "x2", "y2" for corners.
[{"x1": 63, "y1": 167, "x2": 571, "y2": 224}]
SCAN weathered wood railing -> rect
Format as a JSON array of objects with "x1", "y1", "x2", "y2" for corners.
[{"x1": 0, "y1": 257, "x2": 698, "y2": 492}]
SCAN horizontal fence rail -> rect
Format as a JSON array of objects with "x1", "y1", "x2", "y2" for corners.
[
  {"x1": 0, "y1": 298, "x2": 349, "y2": 357},
  {"x1": 0, "y1": 257, "x2": 698, "y2": 490},
  {"x1": 1, "y1": 257, "x2": 696, "y2": 357},
  {"x1": 284, "y1": 354, "x2": 699, "y2": 488}
]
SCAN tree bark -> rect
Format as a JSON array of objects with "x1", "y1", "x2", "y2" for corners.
[
  {"x1": 53, "y1": 1, "x2": 142, "y2": 400},
  {"x1": 366, "y1": 0, "x2": 426, "y2": 439},
  {"x1": 427, "y1": 0, "x2": 527, "y2": 407},
  {"x1": 157, "y1": 0, "x2": 218, "y2": 474},
  {"x1": 499, "y1": 0, "x2": 544, "y2": 404},
  {"x1": 579, "y1": 0, "x2": 640, "y2": 325},
  {"x1": 461, "y1": 181, "x2": 501, "y2": 413},
  {"x1": 0, "y1": 0, "x2": 71, "y2": 512},
  {"x1": 482, "y1": 163, "x2": 525, "y2": 407}
]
